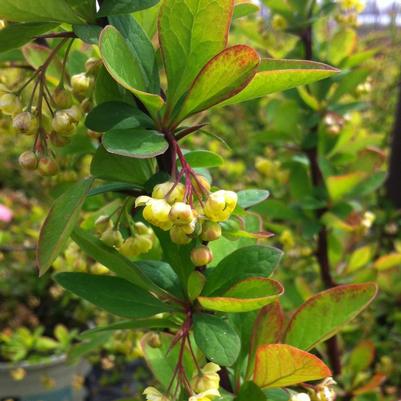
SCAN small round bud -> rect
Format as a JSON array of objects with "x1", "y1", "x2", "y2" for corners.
[
  {"x1": 169, "y1": 202, "x2": 194, "y2": 225},
  {"x1": 138, "y1": 197, "x2": 172, "y2": 231},
  {"x1": 52, "y1": 111, "x2": 75, "y2": 136},
  {"x1": 201, "y1": 221, "x2": 222, "y2": 242},
  {"x1": 38, "y1": 156, "x2": 58, "y2": 176},
  {"x1": 134, "y1": 222, "x2": 152, "y2": 236},
  {"x1": 0, "y1": 93, "x2": 22, "y2": 116},
  {"x1": 95, "y1": 215, "x2": 112, "y2": 235},
  {"x1": 152, "y1": 181, "x2": 185, "y2": 204},
  {"x1": 191, "y1": 363, "x2": 221, "y2": 394},
  {"x1": 190, "y1": 246, "x2": 213, "y2": 267},
  {"x1": 119, "y1": 237, "x2": 140, "y2": 259},
  {"x1": 53, "y1": 87, "x2": 73, "y2": 109},
  {"x1": 101, "y1": 228, "x2": 124, "y2": 247},
  {"x1": 85, "y1": 57, "x2": 101, "y2": 76},
  {"x1": 71, "y1": 73, "x2": 94, "y2": 98},
  {"x1": 49, "y1": 131, "x2": 71, "y2": 147},
  {"x1": 65, "y1": 105, "x2": 83, "y2": 123},
  {"x1": 18, "y1": 151, "x2": 38, "y2": 170},
  {"x1": 170, "y1": 225, "x2": 192, "y2": 245},
  {"x1": 147, "y1": 333, "x2": 162, "y2": 348},
  {"x1": 12, "y1": 112, "x2": 38, "y2": 135}
]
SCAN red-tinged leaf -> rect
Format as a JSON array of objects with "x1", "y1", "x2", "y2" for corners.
[
  {"x1": 37, "y1": 178, "x2": 94, "y2": 276},
  {"x1": 174, "y1": 45, "x2": 260, "y2": 124},
  {"x1": 198, "y1": 278, "x2": 284, "y2": 313},
  {"x1": 373, "y1": 253, "x2": 401, "y2": 271},
  {"x1": 159, "y1": 0, "x2": 234, "y2": 110},
  {"x1": 221, "y1": 59, "x2": 339, "y2": 106},
  {"x1": 353, "y1": 373, "x2": 386, "y2": 395},
  {"x1": 284, "y1": 283, "x2": 378, "y2": 351},
  {"x1": 253, "y1": 344, "x2": 332, "y2": 388}
]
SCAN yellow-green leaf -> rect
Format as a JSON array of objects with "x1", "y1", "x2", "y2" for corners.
[
  {"x1": 373, "y1": 253, "x2": 401, "y2": 271},
  {"x1": 174, "y1": 45, "x2": 260, "y2": 124},
  {"x1": 221, "y1": 59, "x2": 339, "y2": 106},
  {"x1": 253, "y1": 344, "x2": 332, "y2": 388},
  {"x1": 326, "y1": 172, "x2": 366, "y2": 202}
]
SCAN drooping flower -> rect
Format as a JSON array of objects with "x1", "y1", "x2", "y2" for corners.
[
  {"x1": 143, "y1": 387, "x2": 171, "y2": 401},
  {"x1": 188, "y1": 389, "x2": 221, "y2": 401}
]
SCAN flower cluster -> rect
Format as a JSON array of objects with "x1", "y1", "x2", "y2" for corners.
[
  {"x1": 96, "y1": 215, "x2": 155, "y2": 259},
  {"x1": 143, "y1": 363, "x2": 221, "y2": 401},
  {"x1": 135, "y1": 179, "x2": 237, "y2": 266}
]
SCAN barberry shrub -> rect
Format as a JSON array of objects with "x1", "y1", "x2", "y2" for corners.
[{"x1": 0, "y1": 0, "x2": 378, "y2": 400}]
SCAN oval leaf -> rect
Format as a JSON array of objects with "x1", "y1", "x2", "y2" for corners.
[
  {"x1": 37, "y1": 177, "x2": 94, "y2": 275},
  {"x1": 99, "y1": 25, "x2": 164, "y2": 117},
  {"x1": 175, "y1": 45, "x2": 260, "y2": 123},
  {"x1": 184, "y1": 150, "x2": 224, "y2": 168},
  {"x1": 55, "y1": 272, "x2": 172, "y2": 319},
  {"x1": 98, "y1": 0, "x2": 160, "y2": 17},
  {"x1": 198, "y1": 278, "x2": 284, "y2": 313},
  {"x1": 221, "y1": 59, "x2": 339, "y2": 106},
  {"x1": 284, "y1": 283, "x2": 378, "y2": 351},
  {"x1": 238, "y1": 189, "x2": 270, "y2": 209},
  {"x1": 253, "y1": 344, "x2": 332, "y2": 388},
  {"x1": 193, "y1": 313, "x2": 241, "y2": 366},
  {"x1": 103, "y1": 129, "x2": 169, "y2": 159},
  {"x1": 159, "y1": 0, "x2": 234, "y2": 109}
]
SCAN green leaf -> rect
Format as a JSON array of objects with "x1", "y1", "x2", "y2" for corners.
[
  {"x1": 233, "y1": 3, "x2": 259, "y2": 20},
  {"x1": 98, "y1": 0, "x2": 160, "y2": 17},
  {"x1": 91, "y1": 145, "x2": 155, "y2": 185},
  {"x1": 66, "y1": 0, "x2": 97, "y2": 23},
  {"x1": 73, "y1": 24, "x2": 102, "y2": 44},
  {"x1": 0, "y1": 22, "x2": 58, "y2": 54},
  {"x1": 103, "y1": 129, "x2": 169, "y2": 159},
  {"x1": 253, "y1": 344, "x2": 331, "y2": 388},
  {"x1": 284, "y1": 283, "x2": 378, "y2": 351},
  {"x1": 198, "y1": 278, "x2": 284, "y2": 313},
  {"x1": 188, "y1": 271, "x2": 206, "y2": 301},
  {"x1": 221, "y1": 59, "x2": 339, "y2": 106},
  {"x1": 0, "y1": 0, "x2": 84, "y2": 23},
  {"x1": 88, "y1": 182, "x2": 142, "y2": 197},
  {"x1": 71, "y1": 228, "x2": 160, "y2": 293},
  {"x1": 327, "y1": 172, "x2": 366, "y2": 202},
  {"x1": 80, "y1": 318, "x2": 176, "y2": 339},
  {"x1": 235, "y1": 382, "x2": 266, "y2": 401},
  {"x1": 203, "y1": 245, "x2": 283, "y2": 296},
  {"x1": 142, "y1": 332, "x2": 195, "y2": 391},
  {"x1": 348, "y1": 340, "x2": 375, "y2": 373},
  {"x1": 55, "y1": 272, "x2": 172, "y2": 318},
  {"x1": 247, "y1": 302, "x2": 284, "y2": 378},
  {"x1": 37, "y1": 177, "x2": 93, "y2": 276},
  {"x1": 159, "y1": 0, "x2": 234, "y2": 109},
  {"x1": 193, "y1": 313, "x2": 241, "y2": 366},
  {"x1": 175, "y1": 45, "x2": 260, "y2": 123},
  {"x1": 86, "y1": 101, "x2": 153, "y2": 132},
  {"x1": 109, "y1": 15, "x2": 159, "y2": 93},
  {"x1": 68, "y1": 332, "x2": 111, "y2": 363},
  {"x1": 238, "y1": 189, "x2": 270, "y2": 209},
  {"x1": 183, "y1": 150, "x2": 224, "y2": 168},
  {"x1": 327, "y1": 27, "x2": 357, "y2": 65},
  {"x1": 99, "y1": 25, "x2": 164, "y2": 118}
]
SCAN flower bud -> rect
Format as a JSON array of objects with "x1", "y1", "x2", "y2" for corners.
[
  {"x1": 52, "y1": 111, "x2": 75, "y2": 136},
  {"x1": 152, "y1": 181, "x2": 185, "y2": 204},
  {"x1": 0, "y1": 93, "x2": 22, "y2": 116},
  {"x1": 188, "y1": 389, "x2": 221, "y2": 401},
  {"x1": 38, "y1": 156, "x2": 58, "y2": 176},
  {"x1": 18, "y1": 151, "x2": 38, "y2": 170},
  {"x1": 53, "y1": 87, "x2": 73, "y2": 109},
  {"x1": 204, "y1": 190, "x2": 238, "y2": 222},
  {"x1": 49, "y1": 131, "x2": 71, "y2": 147},
  {"x1": 192, "y1": 363, "x2": 221, "y2": 394},
  {"x1": 12, "y1": 112, "x2": 39, "y2": 135},
  {"x1": 119, "y1": 237, "x2": 141, "y2": 259},
  {"x1": 169, "y1": 202, "x2": 194, "y2": 225},
  {"x1": 147, "y1": 333, "x2": 162, "y2": 348},
  {"x1": 101, "y1": 228, "x2": 124, "y2": 247},
  {"x1": 71, "y1": 73, "x2": 94, "y2": 98},
  {"x1": 191, "y1": 246, "x2": 213, "y2": 266},
  {"x1": 65, "y1": 105, "x2": 83, "y2": 123},
  {"x1": 136, "y1": 196, "x2": 173, "y2": 231},
  {"x1": 170, "y1": 225, "x2": 192, "y2": 245},
  {"x1": 143, "y1": 387, "x2": 171, "y2": 401},
  {"x1": 134, "y1": 221, "x2": 152, "y2": 236},
  {"x1": 95, "y1": 215, "x2": 112, "y2": 235},
  {"x1": 85, "y1": 57, "x2": 101, "y2": 76},
  {"x1": 201, "y1": 221, "x2": 222, "y2": 242},
  {"x1": 192, "y1": 174, "x2": 211, "y2": 194}
]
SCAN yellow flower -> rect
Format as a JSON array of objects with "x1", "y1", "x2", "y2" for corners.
[
  {"x1": 204, "y1": 190, "x2": 238, "y2": 222},
  {"x1": 192, "y1": 363, "x2": 221, "y2": 394},
  {"x1": 143, "y1": 387, "x2": 171, "y2": 401},
  {"x1": 170, "y1": 224, "x2": 193, "y2": 245},
  {"x1": 152, "y1": 181, "x2": 185, "y2": 204},
  {"x1": 136, "y1": 196, "x2": 173, "y2": 231},
  {"x1": 189, "y1": 389, "x2": 221, "y2": 401},
  {"x1": 169, "y1": 202, "x2": 195, "y2": 225}
]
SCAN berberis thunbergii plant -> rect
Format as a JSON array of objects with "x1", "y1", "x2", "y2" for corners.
[{"x1": 0, "y1": 0, "x2": 378, "y2": 400}]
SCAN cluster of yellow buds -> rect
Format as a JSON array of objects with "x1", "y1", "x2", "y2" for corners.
[
  {"x1": 135, "y1": 179, "x2": 237, "y2": 261},
  {"x1": 336, "y1": 0, "x2": 364, "y2": 26},
  {"x1": 340, "y1": 0, "x2": 364, "y2": 13},
  {"x1": 255, "y1": 157, "x2": 289, "y2": 184},
  {"x1": 95, "y1": 215, "x2": 155, "y2": 259}
]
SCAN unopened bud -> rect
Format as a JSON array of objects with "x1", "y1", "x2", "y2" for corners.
[
  {"x1": 152, "y1": 181, "x2": 185, "y2": 204},
  {"x1": 148, "y1": 333, "x2": 161, "y2": 348},
  {"x1": 95, "y1": 215, "x2": 112, "y2": 234},
  {"x1": 71, "y1": 73, "x2": 94, "y2": 98},
  {"x1": 169, "y1": 202, "x2": 194, "y2": 225},
  {"x1": 170, "y1": 225, "x2": 192, "y2": 245},
  {"x1": 85, "y1": 57, "x2": 101, "y2": 76},
  {"x1": 38, "y1": 156, "x2": 58, "y2": 176},
  {"x1": 201, "y1": 221, "x2": 222, "y2": 242},
  {"x1": 13, "y1": 112, "x2": 39, "y2": 135},
  {"x1": 49, "y1": 131, "x2": 71, "y2": 147},
  {"x1": 52, "y1": 111, "x2": 75, "y2": 136},
  {"x1": 18, "y1": 151, "x2": 38, "y2": 170},
  {"x1": 53, "y1": 87, "x2": 73, "y2": 109},
  {"x1": 101, "y1": 228, "x2": 124, "y2": 247},
  {"x1": 191, "y1": 246, "x2": 213, "y2": 267},
  {"x1": 65, "y1": 105, "x2": 83, "y2": 123}
]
